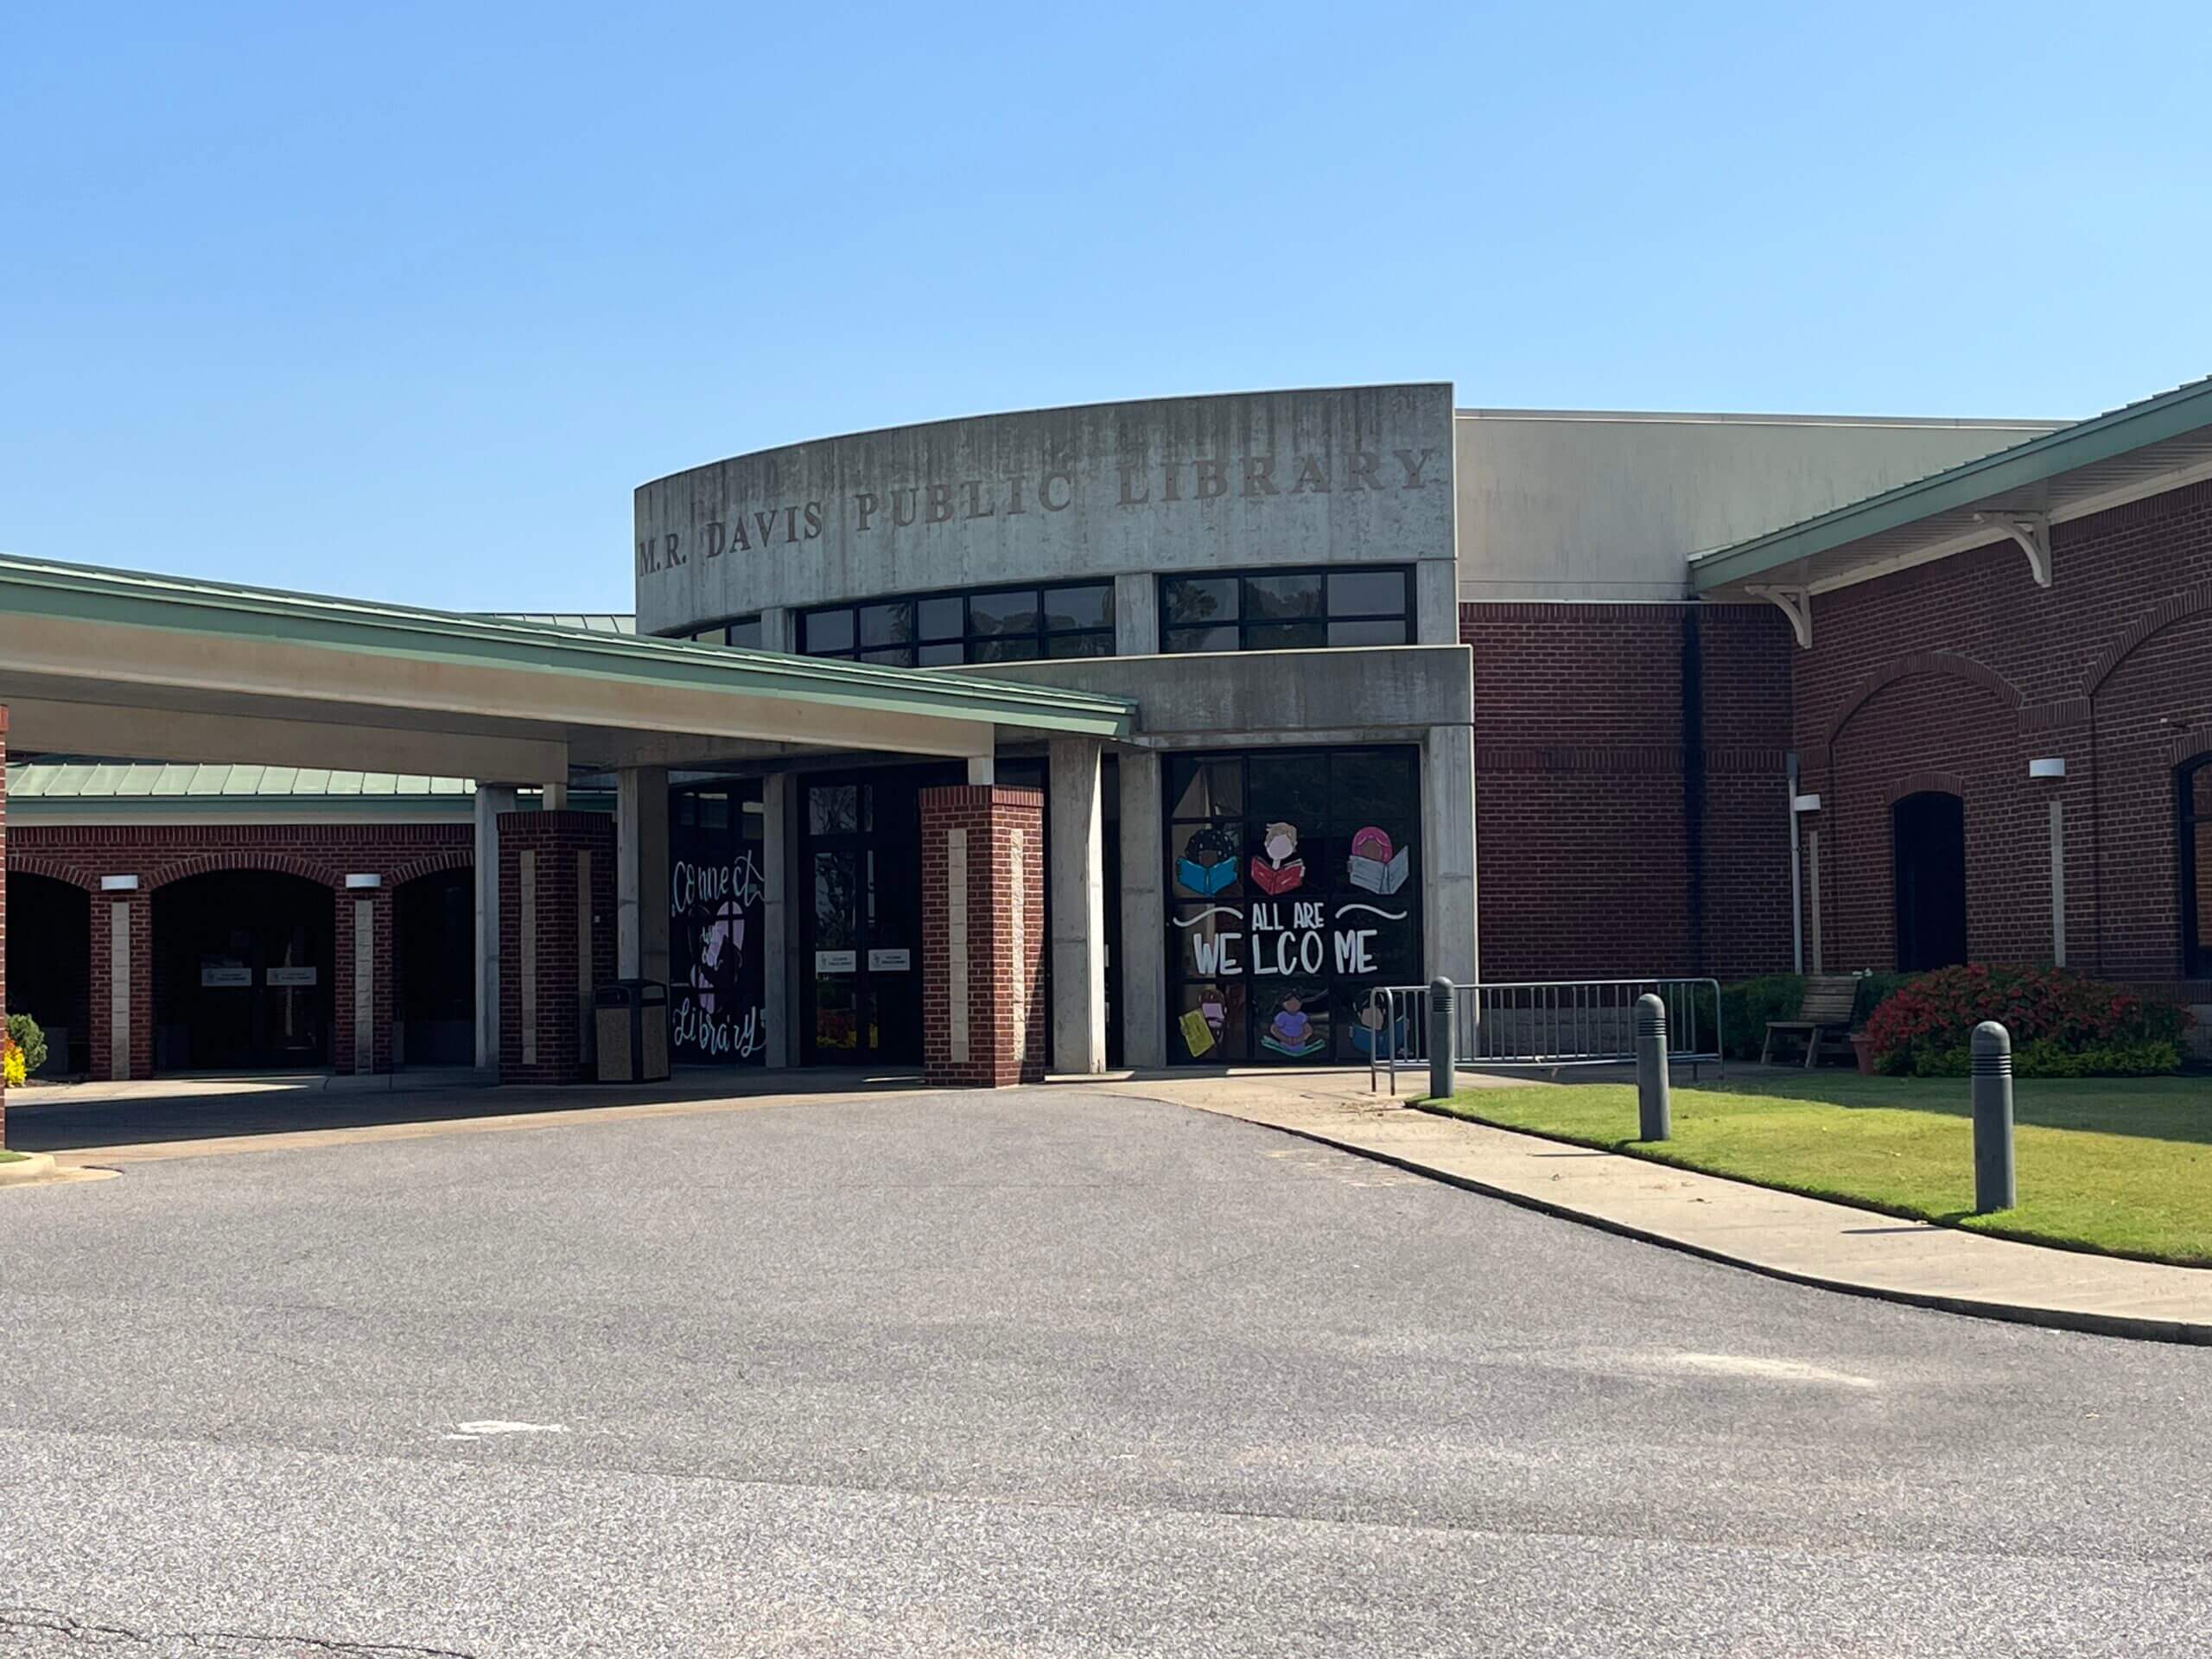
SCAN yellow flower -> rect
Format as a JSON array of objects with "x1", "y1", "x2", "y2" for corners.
[{"x1": 2, "y1": 1039, "x2": 25, "y2": 1089}]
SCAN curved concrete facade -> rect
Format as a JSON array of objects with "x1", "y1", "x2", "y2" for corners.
[{"x1": 633, "y1": 384, "x2": 1457, "y2": 632}]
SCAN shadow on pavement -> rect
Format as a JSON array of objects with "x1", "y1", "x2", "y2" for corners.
[{"x1": 3, "y1": 1065, "x2": 931, "y2": 1154}]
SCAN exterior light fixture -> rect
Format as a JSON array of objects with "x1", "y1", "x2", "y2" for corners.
[
  {"x1": 98, "y1": 874, "x2": 140, "y2": 891},
  {"x1": 344, "y1": 873, "x2": 383, "y2": 889},
  {"x1": 2028, "y1": 757, "x2": 2066, "y2": 779},
  {"x1": 1791, "y1": 793, "x2": 1822, "y2": 813}
]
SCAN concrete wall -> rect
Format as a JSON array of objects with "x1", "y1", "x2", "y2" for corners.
[
  {"x1": 941, "y1": 645, "x2": 1471, "y2": 746},
  {"x1": 1453, "y1": 410, "x2": 2058, "y2": 602},
  {"x1": 634, "y1": 385, "x2": 1458, "y2": 633}
]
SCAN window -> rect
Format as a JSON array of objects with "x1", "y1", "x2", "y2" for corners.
[
  {"x1": 1165, "y1": 747, "x2": 1422, "y2": 1065},
  {"x1": 1160, "y1": 566, "x2": 1410, "y2": 654},
  {"x1": 798, "y1": 582, "x2": 1115, "y2": 666},
  {"x1": 682, "y1": 615, "x2": 763, "y2": 650},
  {"x1": 2183, "y1": 758, "x2": 2212, "y2": 976}
]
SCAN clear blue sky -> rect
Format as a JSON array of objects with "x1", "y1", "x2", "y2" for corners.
[{"x1": 5, "y1": 2, "x2": 2208, "y2": 613}]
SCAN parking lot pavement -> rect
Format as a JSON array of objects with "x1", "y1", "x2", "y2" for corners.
[{"x1": 1, "y1": 1086, "x2": 2208, "y2": 1656}]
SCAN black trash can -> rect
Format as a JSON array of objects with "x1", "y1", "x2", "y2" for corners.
[{"x1": 594, "y1": 979, "x2": 671, "y2": 1083}]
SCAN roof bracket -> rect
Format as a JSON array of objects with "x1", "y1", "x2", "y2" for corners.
[
  {"x1": 1745, "y1": 584, "x2": 1813, "y2": 649},
  {"x1": 1975, "y1": 510, "x2": 2052, "y2": 588}
]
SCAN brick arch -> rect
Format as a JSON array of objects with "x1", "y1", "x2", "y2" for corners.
[
  {"x1": 1824, "y1": 650, "x2": 2024, "y2": 747},
  {"x1": 145, "y1": 853, "x2": 342, "y2": 892},
  {"x1": 2176, "y1": 728, "x2": 2212, "y2": 770},
  {"x1": 2080, "y1": 578, "x2": 2212, "y2": 700},
  {"x1": 389, "y1": 849, "x2": 474, "y2": 887},
  {"x1": 7, "y1": 855, "x2": 99, "y2": 891},
  {"x1": 1884, "y1": 770, "x2": 1968, "y2": 806}
]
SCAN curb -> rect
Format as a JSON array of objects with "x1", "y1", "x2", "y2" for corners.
[
  {"x1": 1190, "y1": 1101, "x2": 2212, "y2": 1348},
  {"x1": 0, "y1": 1153, "x2": 60, "y2": 1188}
]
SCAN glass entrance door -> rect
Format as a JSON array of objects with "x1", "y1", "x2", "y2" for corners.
[{"x1": 801, "y1": 766, "x2": 953, "y2": 1066}]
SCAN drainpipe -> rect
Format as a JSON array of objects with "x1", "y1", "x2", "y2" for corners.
[{"x1": 1787, "y1": 753, "x2": 1804, "y2": 974}]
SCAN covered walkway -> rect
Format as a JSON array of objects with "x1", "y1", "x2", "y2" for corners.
[{"x1": 0, "y1": 554, "x2": 1134, "y2": 1137}]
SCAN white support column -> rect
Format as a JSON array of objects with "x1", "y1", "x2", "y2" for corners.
[
  {"x1": 1112, "y1": 572, "x2": 1158, "y2": 657},
  {"x1": 107, "y1": 899, "x2": 133, "y2": 1081},
  {"x1": 763, "y1": 772, "x2": 795, "y2": 1067},
  {"x1": 1422, "y1": 724, "x2": 1479, "y2": 988},
  {"x1": 760, "y1": 607, "x2": 795, "y2": 653},
  {"x1": 542, "y1": 780, "x2": 569, "y2": 810},
  {"x1": 474, "y1": 784, "x2": 519, "y2": 1072},
  {"x1": 966, "y1": 752, "x2": 995, "y2": 786},
  {"x1": 616, "y1": 766, "x2": 671, "y2": 984},
  {"x1": 1048, "y1": 736, "x2": 1108, "y2": 1073},
  {"x1": 1117, "y1": 748, "x2": 1166, "y2": 1068}
]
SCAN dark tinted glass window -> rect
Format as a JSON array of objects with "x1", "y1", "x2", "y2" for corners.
[
  {"x1": 1244, "y1": 572, "x2": 1325, "y2": 620},
  {"x1": 1163, "y1": 576, "x2": 1237, "y2": 627},
  {"x1": 1158, "y1": 566, "x2": 1410, "y2": 655},
  {"x1": 728, "y1": 617, "x2": 763, "y2": 650},
  {"x1": 801, "y1": 608, "x2": 855, "y2": 655},
  {"x1": 1044, "y1": 583, "x2": 1114, "y2": 632},
  {"x1": 859, "y1": 602, "x2": 912, "y2": 648},
  {"x1": 917, "y1": 596, "x2": 964, "y2": 640},
  {"x1": 968, "y1": 590, "x2": 1039, "y2": 637}
]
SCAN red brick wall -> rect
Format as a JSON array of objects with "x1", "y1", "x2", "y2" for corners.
[
  {"x1": 1795, "y1": 475, "x2": 2212, "y2": 994},
  {"x1": 919, "y1": 785, "x2": 1046, "y2": 1087},
  {"x1": 1463, "y1": 601, "x2": 1794, "y2": 982},
  {"x1": 0, "y1": 710, "x2": 9, "y2": 1141},
  {"x1": 496, "y1": 810, "x2": 615, "y2": 1084},
  {"x1": 8, "y1": 820, "x2": 470, "y2": 1079}
]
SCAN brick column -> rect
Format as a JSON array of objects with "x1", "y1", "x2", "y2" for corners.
[
  {"x1": 88, "y1": 886, "x2": 151, "y2": 1083},
  {"x1": 331, "y1": 886, "x2": 395, "y2": 1075},
  {"x1": 498, "y1": 810, "x2": 615, "y2": 1084},
  {"x1": 0, "y1": 706, "x2": 8, "y2": 1141},
  {"x1": 920, "y1": 785, "x2": 1046, "y2": 1088}
]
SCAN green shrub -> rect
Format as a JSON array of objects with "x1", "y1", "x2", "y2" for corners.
[
  {"x1": 1716, "y1": 976, "x2": 1804, "y2": 1059},
  {"x1": 1864, "y1": 964, "x2": 2190, "y2": 1077},
  {"x1": 7, "y1": 1013, "x2": 48, "y2": 1077}
]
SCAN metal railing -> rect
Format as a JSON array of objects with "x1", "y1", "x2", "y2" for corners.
[{"x1": 1367, "y1": 977, "x2": 1724, "y2": 1095}]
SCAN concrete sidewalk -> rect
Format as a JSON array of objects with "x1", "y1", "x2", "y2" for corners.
[{"x1": 1092, "y1": 1069, "x2": 2212, "y2": 1344}]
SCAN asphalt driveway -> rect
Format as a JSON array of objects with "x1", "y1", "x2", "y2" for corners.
[{"x1": 1, "y1": 1087, "x2": 2207, "y2": 1655}]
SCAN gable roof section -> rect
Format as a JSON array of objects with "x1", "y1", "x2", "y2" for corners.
[{"x1": 1691, "y1": 374, "x2": 2212, "y2": 595}]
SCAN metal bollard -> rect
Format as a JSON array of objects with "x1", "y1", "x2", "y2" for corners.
[
  {"x1": 1635, "y1": 993, "x2": 1670, "y2": 1141},
  {"x1": 1428, "y1": 977, "x2": 1455, "y2": 1102},
  {"x1": 1971, "y1": 1020, "x2": 2015, "y2": 1213}
]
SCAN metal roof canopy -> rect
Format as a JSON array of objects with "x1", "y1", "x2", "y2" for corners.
[
  {"x1": 1689, "y1": 375, "x2": 2212, "y2": 625},
  {"x1": 0, "y1": 554, "x2": 1135, "y2": 779}
]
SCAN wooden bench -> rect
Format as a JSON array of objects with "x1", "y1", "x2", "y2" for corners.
[{"x1": 1761, "y1": 976, "x2": 1858, "y2": 1068}]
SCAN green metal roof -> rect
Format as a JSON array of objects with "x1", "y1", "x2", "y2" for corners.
[
  {"x1": 10, "y1": 759, "x2": 476, "y2": 801},
  {"x1": 0, "y1": 553, "x2": 1135, "y2": 737},
  {"x1": 493, "y1": 613, "x2": 636, "y2": 633},
  {"x1": 1690, "y1": 373, "x2": 2212, "y2": 591}
]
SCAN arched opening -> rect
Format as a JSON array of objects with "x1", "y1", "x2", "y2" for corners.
[
  {"x1": 1892, "y1": 791, "x2": 1968, "y2": 972},
  {"x1": 2183, "y1": 757, "x2": 2212, "y2": 977},
  {"x1": 153, "y1": 870, "x2": 334, "y2": 1071},
  {"x1": 7, "y1": 872, "x2": 91, "y2": 1076},
  {"x1": 395, "y1": 867, "x2": 474, "y2": 1065}
]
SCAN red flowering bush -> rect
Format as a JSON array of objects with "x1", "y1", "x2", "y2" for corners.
[{"x1": 1862, "y1": 964, "x2": 2189, "y2": 1077}]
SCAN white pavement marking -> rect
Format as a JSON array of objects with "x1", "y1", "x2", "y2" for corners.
[
  {"x1": 1661, "y1": 1352, "x2": 1879, "y2": 1389},
  {"x1": 442, "y1": 1420, "x2": 570, "y2": 1441}
]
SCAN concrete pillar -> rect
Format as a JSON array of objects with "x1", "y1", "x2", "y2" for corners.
[
  {"x1": 474, "y1": 785, "x2": 519, "y2": 1072},
  {"x1": 617, "y1": 766, "x2": 671, "y2": 984},
  {"x1": 1414, "y1": 560, "x2": 1459, "y2": 646},
  {"x1": 334, "y1": 886, "x2": 392, "y2": 1076},
  {"x1": 1048, "y1": 737, "x2": 1108, "y2": 1073},
  {"x1": 919, "y1": 785, "x2": 1046, "y2": 1087},
  {"x1": 760, "y1": 607, "x2": 795, "y2": 653},
  {"x1": 1117, "y1": 748, "x2": 1166, "y2": 1068},
  {"x1": 1113, "y1": 572, "x2": 1158, "y2": 657},
  {"x1": 966, "y1": 753, "x2": 995, "y2": 786},
  {"x1": 762, "y1": 771, "x2": 796, "y2": 1067},
  {"x1": 1422, "y1": 723, "x2": 1479, "y2": 988},
  {"x1": 542, "y1": 780, "x2": 569, "y2": 810}
]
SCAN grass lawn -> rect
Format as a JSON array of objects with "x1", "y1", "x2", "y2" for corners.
[
  {"x1": 1425, "y1": 1070, "x2": 2212, "y2": 1267},
  {"x1": 0, "y1": 1150, "x2": 25, "y2": 1164}
]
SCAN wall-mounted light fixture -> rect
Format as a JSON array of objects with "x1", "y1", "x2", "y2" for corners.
[
  {"x1": 2029, "y1": 757, "x2": 2067, "y2": 779},
  {"x1": 98, "y1": 874, "x2": 140, "y2": 892},
  {"x1": 1791, "y1": 793, "x2": 1822, "y2": 814},
  {"x1": 344, "y1": 873, "x2": 383, "y2": 889}
]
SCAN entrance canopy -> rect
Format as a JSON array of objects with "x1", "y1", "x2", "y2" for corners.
[{"x1": 0, "y1": 555, "x2": 1136, "y2": 776}]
